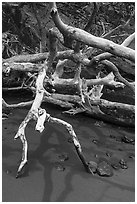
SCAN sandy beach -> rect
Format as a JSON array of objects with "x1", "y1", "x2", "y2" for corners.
[{"x1": 2, "y1": 103, "x2": 135, "y2": 202}]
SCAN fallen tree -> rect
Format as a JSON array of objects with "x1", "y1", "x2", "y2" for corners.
[{"x1": 2, "y1": 2, "x2": 135, "y2": 177}]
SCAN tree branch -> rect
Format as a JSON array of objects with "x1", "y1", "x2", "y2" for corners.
[
  {"x1": 50, "y1": 3, "x2": 135, "y2": 62},
  {"x1": 3, "y1": 52, "x2": 48, "y2": 63},
  {"x1": 101, "y1": 60, "x2": 135, "y2": 92},
  {"x1": 89, "y1": 32, "x2": 135, "y2": 64},
  {"x1": 2, "y1": 98, "x2": 33, "y2": 110},
  {"x1": 15, "y1": 63, "x2": 48, "y2": 178}
]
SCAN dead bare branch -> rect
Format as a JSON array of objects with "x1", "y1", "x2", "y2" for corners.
[
  {"x1": 3, "y1": 52, "x2": 48, "y2": 63},
  {"x1": 2, "y1": 98, "x2": 33, "y2": 110},
  {"x1": 50, "y1": 3, "x2": 135, "y2": 62},
  {"x1": 89, "y1": 32, "x2": 135, "y2": 64},
  {"x1": 101, "y1": 60, "x2": 135, "y2": 92}
]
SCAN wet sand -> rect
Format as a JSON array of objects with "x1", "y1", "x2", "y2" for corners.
[{"x1": 2, "y1": 103, "x2": 135, "y2": 202}]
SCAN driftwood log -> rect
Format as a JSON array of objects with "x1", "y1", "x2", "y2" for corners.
[{"x1": 2, "y1": 2, "x2": 135, "y2": 178}]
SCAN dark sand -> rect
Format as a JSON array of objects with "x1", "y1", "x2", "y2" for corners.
[{"x1": 2, "y1": 103, "x2": 135, "y2": 202}]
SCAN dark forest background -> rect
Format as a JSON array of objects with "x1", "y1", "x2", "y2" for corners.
[{"x1": 2, "y1": 2, "x2": 135, "y2": 58}]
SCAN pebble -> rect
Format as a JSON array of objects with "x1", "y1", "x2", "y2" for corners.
[
  {"x1": 121, "y1": 165, "x2": 128, "y2": 169},
  {"x1": 94, "y1": 154, "x2": 98, "y2": 158},
  {"x1": 119, "y1": 159, "x2": 128, "y2": 169},
  {"x1": 119, "y1": 159, "x2": 127, "y2": 166},
  {"x1": 129, "y1": 154, "x2": 135, "y2": 160},
  {"x1": 97, "y1": 161, "x2": 113, "y2": 177},
  {"x1": 92, "y1": 139, "x2": 98, "y2": 144},
  {"x1": 55, "y1": 164, "x2": 65, "y2": 171},
  {"x1": 58, "y1": 153, "x2": 69, "y2": 162},
  {"x1": 106, "y1": 151, "x2": 113, "y2": 157},
  {"x1": 121, "y1": 135, "x2": 135, "y2": 145}
]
